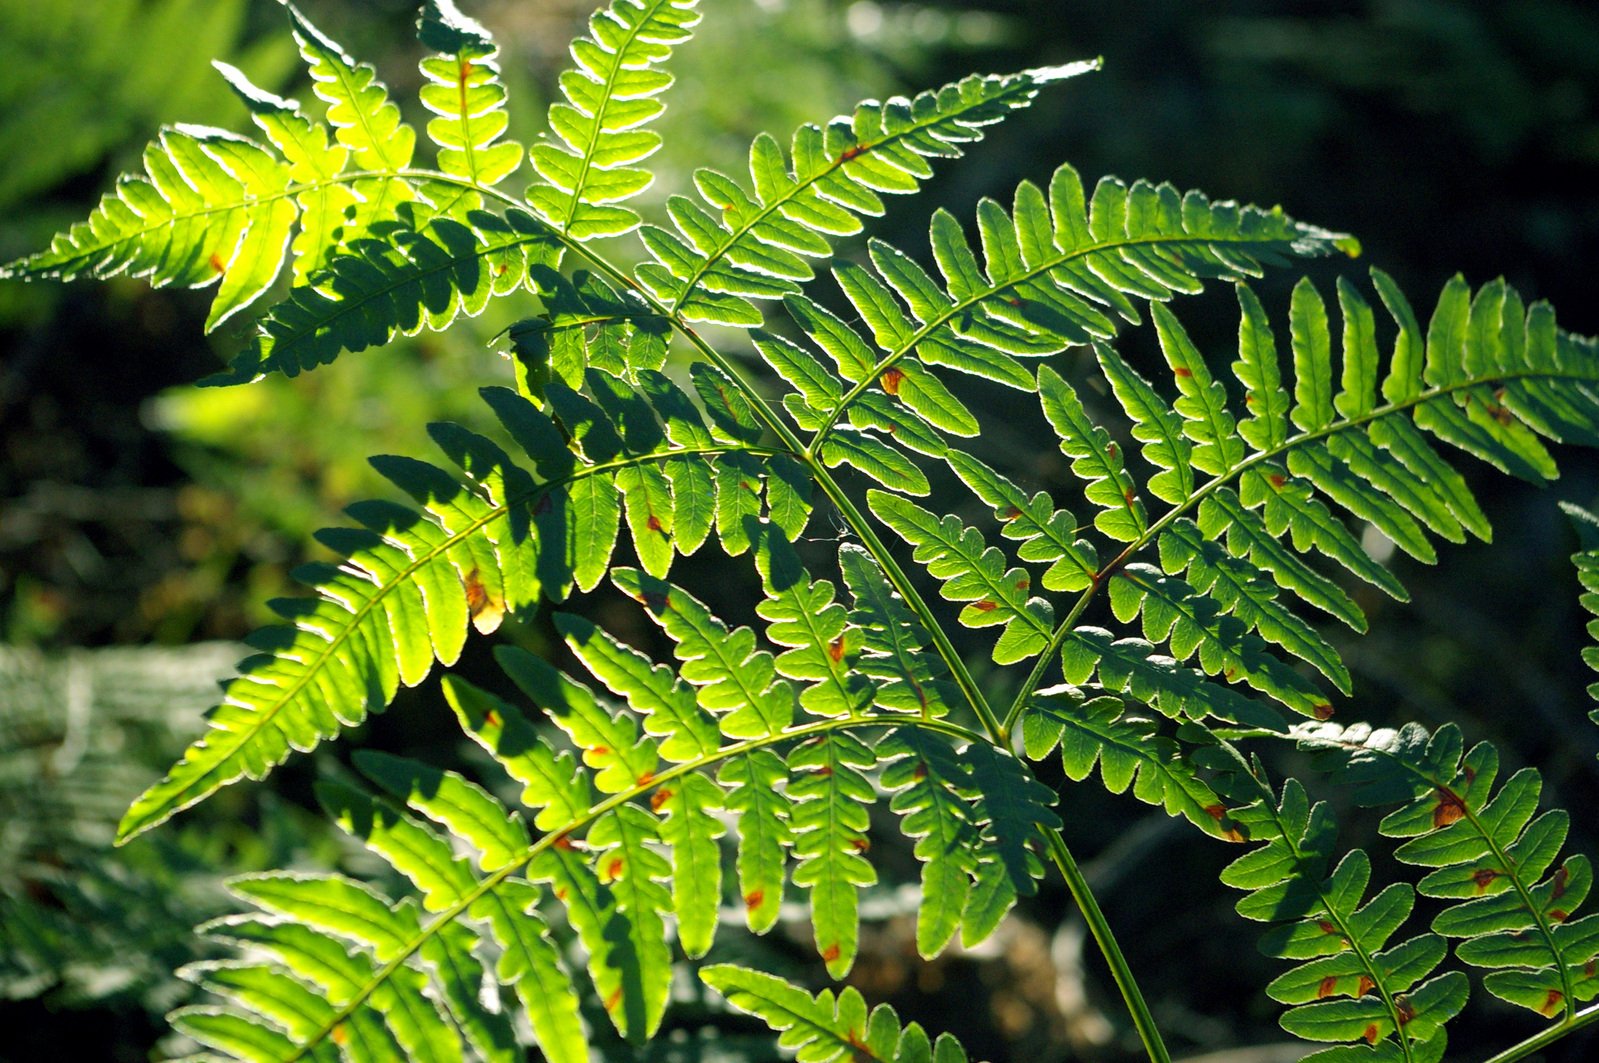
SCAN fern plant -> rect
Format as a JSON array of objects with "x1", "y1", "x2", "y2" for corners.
[{"x1": 7, "y1": 1, "x2": 1599, "y2": 1060}]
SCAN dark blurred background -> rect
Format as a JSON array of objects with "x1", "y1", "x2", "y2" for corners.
[{"x1": 2, "y1": 0, "x2": 1597, "y2": 1060}]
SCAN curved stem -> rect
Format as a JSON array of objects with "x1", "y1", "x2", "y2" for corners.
[
  {"x1": 1043, "y1": 830, "x2": 1171, "y2": 1063},
  {"x1": 1481, "y1": 1003, "x2": 1599, "y2": 1063}
]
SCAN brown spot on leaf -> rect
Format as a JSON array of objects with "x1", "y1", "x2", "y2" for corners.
[
  {"x1": 1001, "y1": 505, "x2": 1023, "y2": 521},
  {"x1": 555, "y1": 887, "x2": 569, "y2": 900},
  {"x1": 208, "y1": 252, "x2": 227, "y2": 274},
  {"x1": 1585, "y1": 959, "x2": 1596, "y2": 978},
  {"x1": 605, "y1": 988, "x2": 623, "y2": 1012},
  {"x1": 483, "y1": 709, "x2": 500, "y2": 727},
  {"x1": 588, "y1": 745, "x2": 611, "y2": 757},
  {"x1": 650, "y1": 787, "x2": 673, "y2": 811},
  {"x1": 1123, "y1": 488, "x2": 1137, "y2": 506},
  {"x1": 1552, "y1": 908, "x2": 1570, "y2": 923},
  {"x1": 1473, "y1": 868, "x2": 1498, "y2": 893},
  {"x1": 828, "y1": 635, "x2": 846, "y2": 663},
  {"x1": 1205, "y1": 804, "x2": 1245, "y2": 842},
  {"x1": 1015, "y1": 577, "x2": 1030, "y2": 591},
  {"x1": 553, "y1": 833, "x2": 576, "y2": 851},
  {"x1": 744, "y1": 889, "x2": 764, "y2": 910},
  {"x1": 821, "y1": 942, "x2": 842, "y2": 964},
  {"x1": 1268, "y1": 474, "x2": 1287, "y2": 489},
  {"x1": 816, "y1": 764, "x2": 833, "y2": 777},
  {"x1": 1541, "y1": 990, "x2": 1564, "y2": 1017},
  {"x1": 1313, "y1": 703, "x2": 1335, "y2": 721},
  {"x1": 464, "y1": 568, "x2": 501, "y2": 622},
  {"x1": 606, "y1": 858, "x2": 625, "y2": 879},
  {"x1": 973, "y1": 599, "x2": 999, "y2": 612},
  {"x1": 1174, "y1": 367, "x2": 1193, "y2": 378},
  {"x1": 1317, "y1": 920, "x2": 1338, "y2": 935},
  {"x1": 1316, "y1": 977, "x2": 1338, "y2": 1000},
  {"x1": 850, "y1": 837, "x2": 870, "y2": 853},
  {"x1": 880, "y1": 368, "x2": 904, "y2": 396},
  {"x1": 1245, "y1": 394, "x2": 1258, "y2": 405},
  {"x1": 1363, "y1": 1024, "x2": 1379, "y2": 1045},
  {"x1": 912, "y1": 764, "x2": 927, "y2": 781},
  {"x1": 331, "y1": 1025, "x2": 348, "y2": 1046},
  {"x1": 636, "y1": 771, "x2": 655, "y2": 787},
  {"x1": 838, "y1": 143, "x2": 871, "y2": 163},
  {"x1": 1395, "y1": 996, "x2": 1416, "y2": 1025},
  {"x1": 1433, "y1": 788, "x2": 1467, "y2": 829},
  {"x1": 1107, "y1": 442, "x2": 1118, "y2": 457},
  {"x1": 1358, "y1": 976, "x2": 1376, "y2": 997},
  {"x1": 647, "y1": 514, "x2": 664, "y2": 533},
  {"x1": 1553, "y1": 866, "x2": 1570, "y2": 899}
]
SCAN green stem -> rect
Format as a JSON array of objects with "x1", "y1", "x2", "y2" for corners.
[
  {"x1": 1001, "y1": 575, "x2": 1101, "y2": 738},
  {"x1": 1043, "y1": 830, "x2": 1171, "y2": 1063},
  {"x1": 1481, "y1": 1003, "x2": 1599, "y2": 1063}
]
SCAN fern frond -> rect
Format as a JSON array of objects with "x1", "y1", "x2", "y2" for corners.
[
  {"x1": 116, "y1": 382, "x2": 757, "y2": 842},
  {"x1": 1296, "y1": 721, "x2": 1599, "y2": 1019},
  {"x1": 878, "y1": 727, "x2": 979, "y2": 957},
  {"x1": 637, "y1": 62, "x2": 1100, "y2": 327},
  {"x1": 702, "y1": 964, "x2": 971, "y2": 1062},
  {"x1": 207, "y1": 203, "x2": 559, "y2": 384},
  {"x1": 417, "y1": 0, "x2": 524, "y2": 189},
  {"x1": 836, "y1": 542, "x2": 958, "y2": 718},
  {"x1": 1215, "y1": 771, "x2": 1465, "y2": 1063},
  {"x1": 788, "y1": 732, "x2": 878, "y2": 978},
  {"x1": 1023, "y1": 685, "x2": 1238, "y2": 841},
  {"x1": 526, "y1": 0, "x2": 701, "y2": 239},
  {"x1": 869, "y1": 489, "x2": 1056, "y2": 666},
  {"x1": 0, "y1": 124, "x2": 296, "y2": 331},
  {"x1": 1565, "y1": 502, "x2": 1599, "y2": 748}
]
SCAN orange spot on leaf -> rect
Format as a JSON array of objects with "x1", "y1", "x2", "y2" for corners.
[
  {"x1": 208, "y1": 252, "x2": 226, "y2": 274},
  {"x1": 1358, "y1": 976, "x2": 1376, "y2": 997},
  {"x1": 1268, "y1": 474, "x2": 1287, "y2": 489},
  {"x1": 1552, "y1": 866, "x2": 1570, "y2": 899},
  {"x1": 821, "y1": 943, "x2": 842, "y2": 964},
  {"x1": 650, "y1": 787, "x2": 673, "y2": 811},
  {"x1": 1551, "y1": 908, "x2": 1570, "y2": 923},
  {"x1": 1541, "y1": 990, "x2": 1564, "y2": 1018},
  {"x1": 880, "y1": 368, "x2": 904, "y2": 396},
  {"x1": 483, "y1": 709, "x2": 500, "y2": 727},
  {"x1": 1395, "y1": 997, "x2": 1416, "y2": 1026},
  {"x1": 636, "y1": 771, "x2": 655, "y2": 786},
  {"x1": 828, "y1": 635, "x2": 846, "y2": 663},
  {"x1": 1472, "y1": 868, "x2": 1498, "y2": 893},
  {"x1": 588, "y1": 745, "x2": 611, "y2": 758},
  {"x1": 1205, "y1": 804, "x2": 1244, "y2": 842},
  {"x1": 1015, "y1": 577, "x2": 1030, "y2": 591},
  {"x1": 1433, "y1": 788, "x2": 1467, "y2": 829},
  {"x1": 744, "y1": 889, "x2": 765, "y2": 910},
  {"x1": 553, "y1": 833, "x2": 576, "y2": 851},
  {"x1": 973, "y1": 599, "x2": 999, "y2": 612},
  {"x1": 838, "y1": 143, "x2": 872, "y2": 163},
  {"x1": 1363, "y1": 1024, "x2": 1379, "y2": 1045},
  {"x1": 1317, "y1": 920, "x2": 1338, "y2": 935},
  {"x1": 1173, "y1": 366, "x2": 1193, "y2": 378},
  {"x1": 464, "y1": 567, "x2": 500, "y2": 620},
  {"x1": 1313, "y1": 703, "x2": 1335, "y2": 721},
  {"x1": 850, "y1": 837, "x2": 870, "y2": 853},
  {"x1": 1316, "y1": 977, "x2": 1338, "y2": 1000},
  {"x1": 605, "y1": 988, "x2": 623, "y2": 1012},
  {"x1": 1001, "y1": 506, "x2": 1023, "y2": 522},
  {"x1": 912, "y1": 764, "x2": 927, "y2": 781},
  {"x1": 606, "y1": 858, "x2": 624, "y2": 879},
  {"x1": 331, "y1": 1024, "x2": 348, "y2": 1046},
  {"x1": 647, "y1": 514, "x2": 664, "y2": 533}
]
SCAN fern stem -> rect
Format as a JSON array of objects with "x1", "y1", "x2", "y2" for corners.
[
  {"x1": 288, "y1": 713, "x2": 986, "y2": 1060},
  {"x1": 1042, "y1": 829, "x2": 1172, "y2": 1063},
  {"x1": 1480, "y1": 1002, "x2": 1599, "y2": 1063},
  {"x1": 1001, "y1": 575, "x2": 1101, "y2": 739}
]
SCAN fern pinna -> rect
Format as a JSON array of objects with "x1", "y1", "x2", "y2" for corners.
[{"x1": 7, "y1": 0, "x2": 1599, "y2": 1060}]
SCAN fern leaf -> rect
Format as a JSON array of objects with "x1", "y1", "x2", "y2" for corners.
[
  {"x1": 1038, "y1": 364, "x2": 1148, "y2": 541},
  {"x1": 526, "y1": 0, "x2": 701, "y2": 239},
  {"x1": 702, "y1": 964, "x2": 969, "y2": 1062},
  {"x1": 960, "y1": 744, "x2": 1058, "y2": 945},
  {"x1": 944, "y1": 450, "x2": 1099, "y2": 592},
  {"x1": 869, "y1": 489, "x2": 1055, "y2": 665},
  {"x1": 1214, "y1": 774, "x2": 1466, "y2": 1059},
  {"x1": 1297, "y1": 721, "x2": 1599, "y2": 1019},
  {"x1": 879, "y1": 727, "x2": 979, "y2": 957},
  {"x1": 1059, "y1": 626, "x2": 1285, "y2": 726},
  {"x1": 718, "y1": 748, "x2": 795, "y2": 934},
  {"x1": 614, "y1": 568, "x2": 796, "y2": 738},
  {"x1": 837, "y1": 543, "x2": 959, "y2": 717},
  {"x1": 1109, "y1": 562, "x2": 1332, "y2": 717},
  {"x1": 1566, "y1": 503, "x2": 1599, "y2": 743},
  {"x1": 757, "y1": 557, "x2": 876, "y2": 719},
  {"x1": 177, "y1": 962, "x2": 344, "y2": 1062},
  {"x1": 788, "y1": 732, "x2": 878, "y2": 977},
  {"x1": 1024, "y1": 686, "x2": 1236, "y2": 840},
  {"x1": 0, "y1": 125, "x2": 295, "y2": 331},
  {"x1": 1097, "y1": 340, "x2": 1195, "y2": 504},
  {"x1": 208, "y1": 203, "x2": 560, "y2": 384},
  {"x1": 417, "y1": 0, "x2": 524, "y2": 189},
  {"x1": 288, "y1": 2, "x2": 414, "y2": 172},
  {"x1": 639, "y1": 62, "x2": 1098, "y2": 326},
  {"x1": 586, "y1": 804, "x2": 675, "y2": 1040}
]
